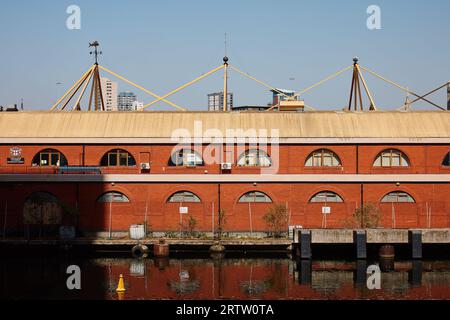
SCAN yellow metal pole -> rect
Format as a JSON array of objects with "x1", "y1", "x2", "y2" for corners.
[
  {"x1": 72, "y1": 68, "x2": 95, "y2": 111},
  {"x1": 359, "y1": 65, "x2": 408, "y2": 92},
  {"x1": 266, "y1": 103, "x2": 280, "y2": 112},
  {"x1": 95, "y1": 65, "x2": 106, "y2": 111},
  {"x1": 360, "y1": 65, "x2": 444, "y2": 110},
  {"x1": 348, "y1": 65, "x2": 356, "y2": 111},
  {"x1": 88, "y1": 69, "x2": 96, "y2": 111},
  {"x1": 143, "y1": 65, "x2": 225, "y2": 110},
  {"x1": 99, "y1": 65, "x2": 185, "y2": 111},
  {"x1": 223, "y1": 57, "x2": 229, "y2": 112},
  {"x1": 94, "y1": 68, "x2": 100, "y2": 111},
  {"x1": 294, "y1": 65, "x2": 353, "y2": 100},
  {"x1": 356, "y1": 65, "x2": 377, "y2": 110},
  {"x1": 50, "y1": 65, "x2": 95, "y2": 111},
  {"x1": 229, "y1": 65, "x2": 291, "y2": 100},
  {"x1": 304, "y1": 103, "x2": 316, "y2": 111},
  {"x1": 60, "y1": 70, "x2": 94, "y2": 111},
  {"x1": 355, "y1": 68, "x2": 364, "y2": 111}
]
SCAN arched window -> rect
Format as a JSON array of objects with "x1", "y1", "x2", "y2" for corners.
[
  {"x1": 374, "y1": 149, "x2": 410, "y2": 167},
  {"x1": 237, "y1": 149, "x2": 272, "y2": 167},
  {"x1": 167, "y1": 191, "x2": 201, "y2": 203},
  {"x1": 97, "y1": 191, "x2": 130, "y2": 203},
  {"x1": 309, "y1": 191, "x2": 344, "y2": 203},
  {"x1": 442, "y1": 152, "x2": 450, "y2": 167},
  {"x1": 381, "y1": 192, "x2": 415, "y2": 203},
  {"x1": 101, "y1": 149, "x2": 136, "y2": 167},
  {"x1": 25, "y1": 192, "x2": 59, "y2": 204},
  {"x1": 238, "y1": 191, "x2": 273, "y2": 203},
  {"x1": 32, "y1": 149, "x2": 68, "y2": 167},
  {"x1": 169, "y1": 149, "x2": 204, "y2": 167},
  {"x1": 305, "y1": 149, "x2": 341, "y2": 167}
]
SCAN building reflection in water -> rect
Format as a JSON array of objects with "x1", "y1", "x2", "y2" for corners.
[
  {"x1": 1, "y1": 256, "x2": 450, "y2": 300},
  {"x1": 167, "y1": 261, "x2": 201, "y2": 295},
  {"x1": 239, "y1": 265, "x2": 272, "y2": 297}
]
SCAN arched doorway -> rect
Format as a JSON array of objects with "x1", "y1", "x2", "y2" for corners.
[{"x1": 23, "y1": 192, "x2": 62, "y2": 238}]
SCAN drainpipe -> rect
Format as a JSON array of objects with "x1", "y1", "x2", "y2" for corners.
[
  {"x1": 76, "y1": 183, "x2": 80, "y2": 231},
  {"x1": 218, "y1": 184, "x2": 221, "y2": 237},
  {"x1": 360, "y1": 184, "x2": 364, "y2": 228},
  {"x1": 3, "y1": 200, "x2": 7, "y2": 240},
  {"x1": 82, "y1": 145, "x2": 86, "y2": 167},
  {"x1": 356, "y1": 144, "x2": 359, "y2": 175},
  {"x1": 217, "y1": 143, "x2": 223, "y2": 239},
  {"x1": 357, "y1": 144, "x2": 365, "y2": 227}
]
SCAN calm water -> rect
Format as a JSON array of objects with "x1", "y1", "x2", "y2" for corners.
[{"x1": 1, "y1": 255, "x2": 450, "y2": 300}]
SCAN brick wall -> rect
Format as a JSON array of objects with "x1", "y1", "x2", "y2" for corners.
[{"x1": 0, "y1": 143, "x2": 449, "y2": 233}]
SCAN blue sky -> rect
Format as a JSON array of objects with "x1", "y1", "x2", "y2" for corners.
[{"x1": 0, "y1": 0, "x2": 449, "y2": 110}]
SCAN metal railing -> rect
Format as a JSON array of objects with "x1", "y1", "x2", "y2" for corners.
[{"x1": 0, "y1": 166, "x2": 142, "y2": 175}]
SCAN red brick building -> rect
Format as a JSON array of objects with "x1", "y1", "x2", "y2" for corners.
[{"x1": 0, "y1": 111, "x2": 449, "y2": 236}]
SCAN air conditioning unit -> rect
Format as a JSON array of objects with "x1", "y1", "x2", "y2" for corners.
[
  {"x1": 221, "y1": 163, "x2": 232, "y2": 170},
  {"x1": 141, "y1": 163, "x2": 150, "y2": 170}
]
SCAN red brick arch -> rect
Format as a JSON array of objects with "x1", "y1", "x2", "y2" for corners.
[
  {"x1": 304, "y1": 148, "x2": 343, "y2": 167},
  {"x1": 372, "y1": 148, "x2": 412, "y2": 167},
  {"x1": 163, "y1": 186, "x2": 204, "y2": 204},
  {"x1": 440, "y1": 150, "x2": 450, "y2": 166},
  {"x1": 378, "y1": 188, "x2": 418, "y2": 203},
  {"x1": 30, "y1": 148, "x2": 68, "y2": 166},
  {"x1": 307, "y1": 186, "x2": 347, "y2": 203},
  {"x1": 98, "y1": 148, "x2": 137, "y2": 166},
  {"x1": 96, "y1": 186, "x2": 135, "y2": 203},
  {"x1": 235, "y1": 189, "x2": 276, "y2": 204},
  {"x1": 236, "y1": 148, "x2": 273, "y2": 166}
]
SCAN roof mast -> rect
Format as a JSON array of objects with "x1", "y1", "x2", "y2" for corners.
[
  {"x1": 348, "y1": 57, "x2": 377, "y2": 111},
  {"x1": 223, "y1": 33, "x2": 229, "y2": 112}
]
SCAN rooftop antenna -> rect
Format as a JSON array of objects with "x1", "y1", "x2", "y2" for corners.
[
  {"x1": 223, "y1": 33, "x2": 229, "y2": 112},
  {"x1": 224, "y1": 33, "x2": 228, "y2": 57},
  {"x1": 87, "y1": 41, "x2": 105, "y2": 111}
]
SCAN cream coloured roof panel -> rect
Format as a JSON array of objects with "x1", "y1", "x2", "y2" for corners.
[{"x1": 0, "y1": 111, "x2": 449, "y2": 139}]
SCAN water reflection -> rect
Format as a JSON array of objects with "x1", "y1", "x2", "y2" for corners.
[
  {"x1": 240, "y1": 266, "x2": 272, "y2": 296},
  {"x1": 1, "y1": 256, "x2": 450, "y2": 300},
  {"x1": 167, "y1": 262, "x2": 201, "y2": 295}
]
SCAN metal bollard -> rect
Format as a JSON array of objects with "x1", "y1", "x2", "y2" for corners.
[
  {"x1": 409, "y1": 230, "x2": 422, "y2": 259},
  {"x1": 299, "y1": 230, "x2": 312, "y2": 259},
  {"x1": 353, "y1": 230, "x2": 367, "y2": 259}
]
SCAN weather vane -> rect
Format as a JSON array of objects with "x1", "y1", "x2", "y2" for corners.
[{"x1": 89, "y1": 41, "x2": 102, "y2": 65}]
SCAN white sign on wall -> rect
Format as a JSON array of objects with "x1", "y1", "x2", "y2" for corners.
[
  {"x1": 322, "y1": 207, "x2": 331, "y2": 214},
  {"x1": 179, "y1": 207, "x2": 189, "y2": 214}
]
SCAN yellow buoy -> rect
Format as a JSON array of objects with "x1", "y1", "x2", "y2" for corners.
[{"x1": 116, "y1": 274, "x2": 126, "y2": 293}]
